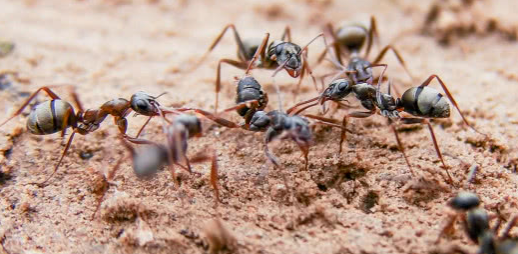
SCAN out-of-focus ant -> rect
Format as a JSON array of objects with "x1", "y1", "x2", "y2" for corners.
[
  {"x1": 193, "y1": 25, "x2": 324, "y2": 112},
  {"x1": 436, "y1": 192, "x2": 518, "y2": 254},
  {"x1": 0, "y1": 86, "x2": 175, "y2": 186},
  {"x1": 92, "y1": 114, "x2": 221, "y2": 219},
  {"x1": 317, "y1": 16, "x2": 413, "y2": 84}
]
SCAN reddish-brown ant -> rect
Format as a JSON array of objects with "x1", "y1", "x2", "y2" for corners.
[
  {"x1": 0, "y1": 86, "x2": 176, "y2": 186},
  {"x1": 193, "y1": 25, "x2": 324, "y2": 112}
]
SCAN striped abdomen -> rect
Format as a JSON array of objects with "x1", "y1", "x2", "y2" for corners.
[
  {"x1": 400, "y1": 87, "x2": 451, "y2": 118},
  {"x1": 26, "y1": 100, "x2": 76, "y2": 135}
]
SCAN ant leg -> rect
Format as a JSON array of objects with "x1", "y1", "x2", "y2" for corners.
[
  {"x1": 318, "y1": 23, "x2": 343, "y2": 66},
  {"x1": 69, "y1": 88, "x2": 84, "y2": 113},
  {"x1": 301, "y1": 52, "x2": 319, "y2": 92},
  {"x1": 348, "y1": 110, "x2": 375, "y2": 118},
  {"x1": 364, "y1": 16, "x2": 380, "y2": 59},
  {"x1": 0, "y1": 86, "x2": 61, "y2": 127},
  {"x1": 215, "y1": 59, "x2": 249, "y2": 112},
  {"x1": 186, "y1": 150, "x2": 221, "y2": 207},
  {"x1": 245, "y1": 33, "x2": 270, "y2": 75},
  {"x1": 502, "y1": 215, "x2": 518, "y2": 239},
  {"x1": 286, "y1": 96, "x2": 320, "y2": 115},
  {"x1": 92, "y1": 155, "x2": 124, "y2": 220},
  {"x1": 390, "y1": 123, "x2": 415, "y2": 176},
  {"x1": 372, "y1": 45, "x2": 414, "y2": 81},
  {"x1": 210, "y1": 150, "x2": 220, "y2": 207},
  {"x1": 304, "y1": 114, "x2": 352, "y2": 156},
  {"x1": 135, "y1": 116, "x2": 153, "y2": 138},
  {"x1": 401, "y1": 117, "x2": 454, "y2": 184},
  {"x1": 114, "y1": 116, "x2": 128, "y2": 135},
  {"x1": 435, "y1": 214, "x2": 458, "y2": 243},
  {"x1": 419, "y1": 74, "x2": 485, "y2": 136},
  {"x1": 191, "y1": 24, "x2": 248, "y2": 72},
  {"x1": 281, "y1": 25, "x2": 292, "y2": 42},
  {"x1": 28, "y1": 130, "x2": 77, "y2": 186},
  {"x1": 177, "y1": 108, "x2": 241, "y2": 128}
]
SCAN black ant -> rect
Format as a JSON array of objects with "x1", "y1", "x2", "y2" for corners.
[
  {"x1": 318, "y1": 16, "x2": 413, "y2": 85},
  {"x1": 193, "y1": 25, "x2": 324, "y2": 112},
  {"x1": 373, "y1": 74, "x2": 486, "y2": 183},
  {"x1": 437, "y1": 192, "x2": 518, "y2": 254},
  {"x1": 288, "y1": 58, "x2": 484, "y2": 182},
  {"x1": 0, "y1": 86, "x2": 175, "y2": 186},
  {"x1": 179, "y1": 66, "x2": 348, "y2": 174}
]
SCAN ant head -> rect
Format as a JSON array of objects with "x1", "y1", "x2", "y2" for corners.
[
  {"x1": 174, "y1": 114, "x2": 202, "y2": 138},
  {"x1": 132, "y1": 144, "x2": 168, "y2": 178},
  {"x1": 249, "y1": 111, "x2": 271, "y2": 132},
  {"x1": 131, "y1": 91, "x2": 163, "y2": 116},
  {"x1": 322, "y1": 78, "x2": 353, "y2": 101},
  {"x1": 270, "y1": 40, "x2": 303, "y2": 77},
  {"x1": 336, "y1": 22, "x2": 368, "y2": 52}
]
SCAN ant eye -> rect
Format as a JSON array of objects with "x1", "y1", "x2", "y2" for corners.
[
  {"x1": 136, "y1": 100, "x2": 150, "y2": 111},
  {"x1": 338, "y1": 82, "x2": 348, "y2": 91}
]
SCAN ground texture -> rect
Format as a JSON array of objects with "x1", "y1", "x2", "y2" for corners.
[{"x1": 1, "y1": 0, "x2": 518, "y2": 253}]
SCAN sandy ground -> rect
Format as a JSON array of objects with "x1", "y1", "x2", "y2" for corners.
[{"x1": 1, "y1": 0, "x2": 518, "y2": 253}]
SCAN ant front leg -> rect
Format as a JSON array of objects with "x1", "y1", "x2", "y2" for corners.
[
  {"x1": 215, "y1": 59, "x2": 249, "y2": 112},
  {"x1": 372, "y1": 45, "x2": 414, "y2": 82},
  {"x1": 419, "y1": 74, "x2": 485, "y2": 136},
  {"x1": 400, "y1": 117, "x2": 454, "y2": 184},
  {"x1": 0, "y1": 86, "x2": 61, "y2": 127}
]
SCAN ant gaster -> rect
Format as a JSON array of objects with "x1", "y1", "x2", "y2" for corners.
[
  {"x1": 437, "y1": 192, "x2": 518, "y2": 254},
  {"x1": 0, "y1": 86, "x2": 174, "y2": 186},
  {"x1": 194, "y1": 25, "x2": 324, "y2": 112}
]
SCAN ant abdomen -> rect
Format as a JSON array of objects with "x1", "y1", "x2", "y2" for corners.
[
  {"x1": 239, "y1": 38, "x2": 262, "y2": 61},
  {"x1": 236, "y1": 76, "x2": 267, "y2": 117},
  {"x1": 400, "y1": 87, "x2": 451, "y2": 118},
  {"x1": 132, "y1": 144, "x2": 168, "y2": 178},
  {"x1": 27, "y1": 100, "x2": 76, "y2": 135},
  {"x1": 336, "y1": 23, "x2": 367, "y2": 52}
]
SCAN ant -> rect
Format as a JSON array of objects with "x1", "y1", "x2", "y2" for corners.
[
  {"x1": 179, "y1": 65, "x2": 348, "y2": 174},
  {"x1": 437, "y1": 192, "x2": 518, "y2": 254},
  {"x1": 124, "y1": 115, "x2": 219, "y2": 204},
  {"x1": 288, "y1": 58, "x2": 483, "y2": 182},
  {"x1": 373, "y1": 74, "x2": 486, "y2": 183},
  {"x1": 194, "y1": 24, "x2": 324, "y2": 112},
  {"x1": 0, "y1": 86, "x2": 176, "y2": 186},
  {"x1": 91, "y1": 114, "x2": 221, "y2": 220},
  {"x1": 317, "y1": 16, "x2": 413, "y2": 85}
]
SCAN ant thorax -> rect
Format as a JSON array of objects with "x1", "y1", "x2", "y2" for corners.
[{"x1": 347, "y1": 57, "x2": 373, "y2": 83}]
